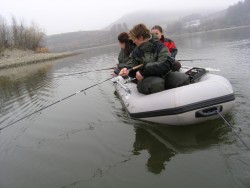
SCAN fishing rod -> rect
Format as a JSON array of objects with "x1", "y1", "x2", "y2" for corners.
[
  {"x1": 51, "y1": 59, "x2": 214, "y2": 79},
  {"x1": 0, "y1": 64, "x2": 146, "y2": 131},
  {"x1": 217, "y1": 111, "x2": 250, "y2": 151},
  {"x1": 177, "y1": 58, "x2": 215, "y2": 62},
  {"x1": 52, "y1": 67, "x2": 114, "y2": 78},
  {"x1": 0, "y1": 77, "x2": 112, "y2": 131},
  {"x1": 52, "y1": 59, "x2": 215, "y2": 78},
  {"x1": 59, "y1": 64, "x2": 144, "y2": 78},
  {"x1": 56, "y1": 64, "x2": 144, "y2": 79},
  {"x1": 118, "y1": 64, "x2": 144, "y2": 76}
]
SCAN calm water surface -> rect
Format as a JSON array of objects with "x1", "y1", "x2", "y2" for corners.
[{"x1": 0, "y1": 27, "x2": 250, "y2": 188}]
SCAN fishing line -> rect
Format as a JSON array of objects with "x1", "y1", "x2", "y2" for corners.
[
  {"x1": 0, "y1": 77, "x2": 112, "y2": 131},
  {"x1": 177, "y1": 58, "x2": 215, "y2": 62},
  {"x1": 51, "y1": 67, "x2": 113, "y2": 78},
  {"x1": 217, "y1": 111, "x2": 250, "y2": 151},
  {"x1": 56, "y1": 59, "x2": 214, "y2": 79}
]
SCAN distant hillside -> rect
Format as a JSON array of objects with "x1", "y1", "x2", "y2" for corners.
[
  {"x1": 104, "y1": 10, "x2": 176, "y2": 30},
  {"x1": 167, "y1": 0, "x2": 250, "y2": 34},
  {"x1": 45, "y1": 30, "x2": 115, "y2": 52},
  {"x1": 103, "y1": 9, "x2": 214, "y2": 30},
  {"x1": 46, "y1": 10, "x2": 185, "y2": 52},
  {"x1": 45, "y1": 1, "x2": 249, "y2": 52},
  {"x1": 225, "y1": 0, "x2": 250, "y2": 26},
  {"x1": 202, "y1": 10, "x2": 226, "y2": 22}
]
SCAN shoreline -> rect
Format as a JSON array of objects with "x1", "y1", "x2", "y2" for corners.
[
  {"x1": 1, "y1": 24, "x2": 249, "y2": 70},
  {"x1": 168, "y1": 24, "x2": 250, "y2": 37},
  {"x1": 0, "y1": 49, "x2": 80, "y2": 70}
]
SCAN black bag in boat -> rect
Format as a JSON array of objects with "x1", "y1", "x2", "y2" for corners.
[{"x1": 164, "y1": 71, "x2": 190, "y2": 89}]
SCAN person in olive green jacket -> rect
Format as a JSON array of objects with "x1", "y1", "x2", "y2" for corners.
[
  {"x1": 119, "y1": 24, "x2": 172, "y2": 94},
  {"x1": 114, "y1": 32, "x2": 136, "y2": 75}
]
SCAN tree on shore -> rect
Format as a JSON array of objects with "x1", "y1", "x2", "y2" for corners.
[
  {"x1": 0, "y1": 16, "x2": 10, "y2": 52},
  {"x1": 0, "y1": 15, "x2": 45, "y2": 52}
]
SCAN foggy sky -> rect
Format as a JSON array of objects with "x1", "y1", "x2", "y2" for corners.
[{"x1": 1, "y1": 0, "x2": 241, "y2": 35}]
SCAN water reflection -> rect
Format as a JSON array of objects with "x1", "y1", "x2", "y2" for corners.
[
  {"x1": 132, "y1": 119, "x2": 230, "y2": 174},
  {"x1": 133, "y1": 127, "x2": 176, "y2": 174},
  {"x1": 113, "y1": 89, "x2": 234, "y2": 174},
  {"x1": 173, "y1": 26, "x2": 250, "y2": 52},
  {"x1": 0, "y1": 62, "x2": 53, "y2": 125}
]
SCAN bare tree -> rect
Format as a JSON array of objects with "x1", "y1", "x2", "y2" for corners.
[
  {"x1": 11, "y1": 16, "x2": 19, "y2": 47},
  {"x1": 19, "y1": 19, "x2": 26, "y2": 49},
  {"x1": 27, "y1": 21, "x2": 45, "y2": 50},
  {"x1": 0, "y1": 16, "x2": 8, "y2": 52},
  {"x1": 10, "y1": 16, "x2": 45, "y2": 51}
]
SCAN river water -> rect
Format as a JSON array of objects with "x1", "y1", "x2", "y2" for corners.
[{"x1": 0, "y1": 26, "x2": 250, "y2": 188}]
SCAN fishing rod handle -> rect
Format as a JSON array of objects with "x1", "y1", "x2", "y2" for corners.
[{"x1": 119, "y1": 64, "x2": 143, "y2": 76}]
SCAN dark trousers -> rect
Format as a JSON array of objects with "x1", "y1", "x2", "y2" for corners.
[{"x1": 137, "y1": 77, "x2": 165, "y2": 95}]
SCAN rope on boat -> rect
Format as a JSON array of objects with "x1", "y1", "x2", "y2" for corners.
[
  {"x1": 217, "y1": 111, "x2": 250, "y2": 151},
  {"x1": 0, "y1": 77, "x2": 112, "y2": 132}
]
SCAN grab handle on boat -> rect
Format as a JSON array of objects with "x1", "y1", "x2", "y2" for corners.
[{"x1": 195, "y1": 106, "x2": 223, "y2": 118}]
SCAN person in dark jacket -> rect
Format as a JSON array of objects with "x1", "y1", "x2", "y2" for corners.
[
  {"x1": 114, "y1": 32, "x2": 136, "y2": 75},
  {"x1": 119, "y1": 24, "x2": 172, "y2": 94},
  {"x1": 152, "y1": 25, "x2": 181, "y2": 72}
]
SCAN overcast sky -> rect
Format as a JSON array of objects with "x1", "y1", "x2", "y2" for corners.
[{"x1": 1, "y1": 0, "x2": 241, "y2": 35}]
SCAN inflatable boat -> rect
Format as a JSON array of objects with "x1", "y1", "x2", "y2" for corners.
[{"x1": 112, "y1": 67, "x2": 235, "y2": 126}]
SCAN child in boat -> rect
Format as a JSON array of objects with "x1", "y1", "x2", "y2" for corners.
[
  {"x1": 119, "y1": 23, "x2": 172, "y2": 94},
  {"x1": 151, "y1": 25, "x2": 181, "y2": 72}
]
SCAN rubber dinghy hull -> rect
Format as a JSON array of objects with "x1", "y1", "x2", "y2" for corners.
[{"x1": 112, "y1": 70, "x2": 235, "y2": 126}]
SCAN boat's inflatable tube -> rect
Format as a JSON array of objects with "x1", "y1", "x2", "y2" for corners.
[{"x1": 112, "y1": 69, "x2": 235, "y2": 126}]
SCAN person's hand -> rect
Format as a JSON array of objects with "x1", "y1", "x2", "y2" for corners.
[
  {"x1": 136, "y1": 71, "x2": 144, "y2": 81},
  {"x1": 119, "y1": 68, "x2": 129, "y2": 77},
  {"x1": 172, "y1": 60, "x2": 181, "y2": 72}
]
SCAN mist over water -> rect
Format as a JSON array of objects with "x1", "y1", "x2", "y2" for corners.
[{"x1": 0, "y1": 27, "x2": 250, "y2": 188}]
